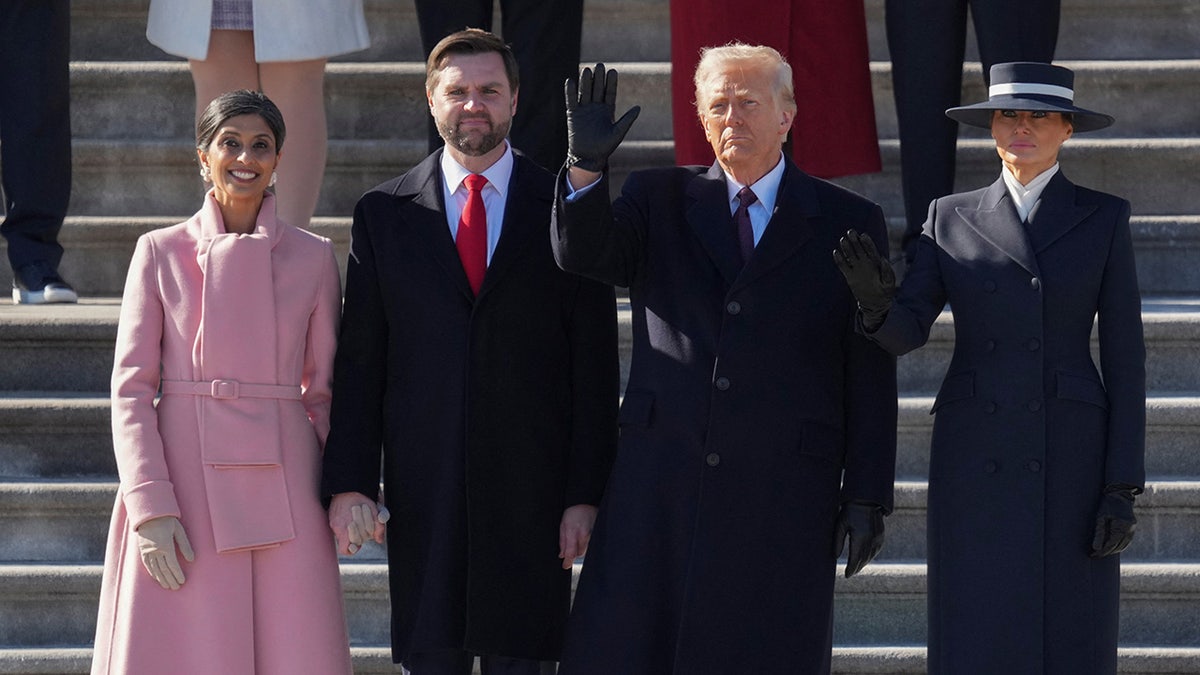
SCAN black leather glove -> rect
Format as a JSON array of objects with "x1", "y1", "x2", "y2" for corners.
[
  {"x1": 833, "y1": 500, "x2": 885, "y2": 578},
  {"x1": 833, "y1": 230, "x2": 896, "y2": 331},
  {"x1": 564, "y1": 63, "x2": 641, "y2": 172},
  {"x1": 1090, "y1": 486, "x2": 1137, "y2": 558}
]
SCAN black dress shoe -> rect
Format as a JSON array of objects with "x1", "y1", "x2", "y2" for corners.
[{"x1": 12, "y1": 261, "x2": 78, "y2": 304}]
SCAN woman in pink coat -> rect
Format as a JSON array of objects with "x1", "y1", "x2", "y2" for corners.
[{"x1": 91, "y1": 90, "x2": 351, "y2": 675}]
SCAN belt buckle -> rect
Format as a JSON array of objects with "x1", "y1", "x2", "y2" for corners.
[{"x1": 210, "y1": 379, "x2": 240, "y2": 399}]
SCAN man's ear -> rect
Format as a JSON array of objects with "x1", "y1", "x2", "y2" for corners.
[{"x1": 511, "y1": 87, "x2": 519, "y2": 117}]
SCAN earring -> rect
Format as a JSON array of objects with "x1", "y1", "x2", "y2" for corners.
[
  {"x1": 200, "y1": 166, "x2": 211, "y2": 183},
  {"x1": 269, "y1": 171, "x2": 277, "y2": 187}
]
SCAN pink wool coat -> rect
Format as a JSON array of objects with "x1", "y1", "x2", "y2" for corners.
[{"x1": 92, "y1": 192, "x2": 351, "y2": 675}]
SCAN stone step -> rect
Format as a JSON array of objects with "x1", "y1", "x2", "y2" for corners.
[
  {"x1": 831, "y1": 562, "x2": 1200, "y2": 646},
  {"x1": 41, "y1": 137, "x2": 1200, "y2": 222},
  {"x1": 2, "y1": 562, "x2": 1196, "y2": 648},
  {"x1": 4, "y1": 646, "x2": 1200, "y2": 675},
  {"x1": 11, "y1": 212, "x2": 1200, "y2": 299},
  {"x1": 891, "y1": 297, "x2": 1200, "y2": 394},
  {"x1": 65, "y1": 60, "x2": 1200, "y2": 143},
  {"x1": 3, "y1": 393, "x2": 1199, "y2": 483},
  {"x1": 67, "y1": 0, "x2": 1200, "y2": 63},
  {"x1": 0, "y1": 298, "x2": 1197, "y2": 394},
  {"x1": 897, "y1": 395, "x2": 1200, "y2": 481},
  {"x1": 883, "y1": 480, "x2": 1200, "y2": 561},
  {"x1": 4, "y1": 479, "x2": 1195, "y2": 564}
]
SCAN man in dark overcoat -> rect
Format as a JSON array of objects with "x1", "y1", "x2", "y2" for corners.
[
  {"x1": 551, "y1": 46, "x2": 898, "y2": 674},
  {"x1": 321, "y1": 29, "x2": 618, "y2": 675}
]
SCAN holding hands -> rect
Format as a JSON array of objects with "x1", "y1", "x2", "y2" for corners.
[
  {"x1": 565, "y1": 63, "x2": 641, "y2": 177},
  {"x1": 329, "y1": 492, "x2": 390, "y2": 556}
]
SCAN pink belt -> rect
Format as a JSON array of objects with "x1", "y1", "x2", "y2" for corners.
[{"x1": 160, "y1": 379, "x2": 302, "y2": 401}]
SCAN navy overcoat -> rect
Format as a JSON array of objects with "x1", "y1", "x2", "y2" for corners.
[
  {"x1": 552, "y1": 159, "x2": 898, "y2": 674},
  {"x1": 321, "y1": 150, "x2": 619, "y2": 663},
  {"x1": 870, "y1": 170, "x2": 1146, "y2": 674}
]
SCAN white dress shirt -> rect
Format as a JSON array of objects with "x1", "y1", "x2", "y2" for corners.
[
  {"x1": 565, "y1": 151, "x2": 787, "y2": 249},
  {"x1": 1001, "y1": 162, "x2": 1059, "y2": 223},
  {"x1": 724, "y1": 153, "x2": 786, "y2": 247},
  {"x1": 441, "y1": 143, "x2": 514, "y2": 264}
]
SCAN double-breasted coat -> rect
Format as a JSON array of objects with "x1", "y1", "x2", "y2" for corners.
[
  {"x1": 869, "y1": 171, "x2": 1146, "y2": 674},
  {"x1": 92, "y1": 192, "x2": 351, "y2": 674},
  {"x1": 320, "y1": 150, "x2": 619, "y2": 663},
  {"x1": 551, "y1": 159, "x2": 898, "y2": 674}
]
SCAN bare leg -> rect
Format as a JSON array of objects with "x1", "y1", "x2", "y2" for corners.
[
  {"x1": 259, "y1": 59, "x2": 328, "y2": 229},
  {"x1": 188, "y1": 30, "x2": 260, "y2": 127}
]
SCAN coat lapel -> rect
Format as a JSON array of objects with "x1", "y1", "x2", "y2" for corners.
[
  {"x1": 398, "y1": 150, "x2": 475, "y2": 300},
  {"x1": 477, "y1": 155, "x2": 542, "y2": 299},
  {"x1": 956, "y1": 178, "x2": 1039, "y2": 276},
  {"x1": 1025, "y1": 171, "x2": 1098, "y2": 254},
  {"x1": 732, "y1": 160, "x2": 818, "y2": 293},
  {"x1": 685, "y1": 162, "x2": 744, "y2": 287}
]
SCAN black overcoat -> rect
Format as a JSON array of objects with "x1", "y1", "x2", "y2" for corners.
[
  {"x1": 551, "y1": 160, "x2": 898, "y2": 674},
  {"x1": 870, "y1": 171, "x2": 1146, "y2": 674},
  {"x1": 321, "y1": 150, "x2": 619, "y2": 663}
]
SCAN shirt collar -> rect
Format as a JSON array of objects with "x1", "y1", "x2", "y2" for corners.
[
  {"x1": 724, "y1": 152, "x2": 786, "y2": 215},
  {"x1": 1001, "y1": 162, "x2": 1059, "y2": 220},
  {"x1": 441, "y1": 142, "x2": 514, "y2": 200}
]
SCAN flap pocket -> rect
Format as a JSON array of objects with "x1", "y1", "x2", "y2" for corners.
[
  {"x1": 618, "y1": 390, "x2": 655, "y2": 427},
  {"x1": 1055, "y1": 371, "x2": 1109, "y2": 410},
  {"x1": 931, "y1": 371, "x2": 974, "y2": 413}
]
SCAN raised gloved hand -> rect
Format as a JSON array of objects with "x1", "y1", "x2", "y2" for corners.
[
  {"x1": 833, "y1": 230, "x2": 896, "y2": 331},
  {"x1": 833, "y1": 501, "x2": 885, "y2": 578},
  {"x1": 136, "y1": 515, "x2": 194, "y2": 590},
  {"x1": 565, "y1": 63, "x2": 641, "y2": 172},
  {"x1": 1090, "y1": 486, "x2": 1137, "y2": 558}
]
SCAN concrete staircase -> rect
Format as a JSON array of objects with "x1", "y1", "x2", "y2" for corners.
[{"x1": 1, "y1": 0, "x2": 1198, "y2": 672}]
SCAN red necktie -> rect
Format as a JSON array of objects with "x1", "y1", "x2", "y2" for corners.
[
  {"x1": 734, "y1": 186, "x2": 758, "y2": 266},
  {"x1": 457, "y1": 173, "x2": 488, "y2": 295}
]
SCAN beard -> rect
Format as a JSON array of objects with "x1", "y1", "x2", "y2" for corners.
[{"x1": 439, "y1": 114, "x2": 512, "y2": 157}]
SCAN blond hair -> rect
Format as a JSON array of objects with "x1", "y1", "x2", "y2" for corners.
[{"x1": 693, "y1": 43, "x2": 797, "y2": 115}]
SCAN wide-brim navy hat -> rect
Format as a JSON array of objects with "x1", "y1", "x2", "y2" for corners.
[{"x1": 946, "y1": 62, "x2": 1114, "y2": 132}]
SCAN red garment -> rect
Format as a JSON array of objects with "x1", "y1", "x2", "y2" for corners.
[{"x1": 670, "y1": 0, "x2": 881, "y2": 178}]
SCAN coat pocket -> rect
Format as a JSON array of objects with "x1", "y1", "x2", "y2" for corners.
[
  {"x1": 797, "y1": 422, "x2": 845, "y2": 465},
  {"x1": 931, "y1": 370, "x2": 974, "y2": 414},
  {"x1": 1055, "y1": 371, "x2": 1109, "y2": 410},
  {"x1": 618, "y1": 389, "x2": 655, "y2": 428}
]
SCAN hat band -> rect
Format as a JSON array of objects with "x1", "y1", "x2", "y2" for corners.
[{"x1": 989, "y1": 82, "x2": 1075, "y2": 102}]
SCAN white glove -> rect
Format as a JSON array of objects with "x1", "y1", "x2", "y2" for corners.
[{"x1": 136, "y1": 515, "x2": 195, "y2": 590}]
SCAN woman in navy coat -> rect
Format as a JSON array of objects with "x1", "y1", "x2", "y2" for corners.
[{"x1": 836, "y1": 62, "x2": 1145, "y2": 674}]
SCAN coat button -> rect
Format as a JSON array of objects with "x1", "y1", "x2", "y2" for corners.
[
  {"x1": 726, "y1": 301, "x2": 741, "y2": 315},
  {"x1": 1027, "y1": 460, "x2": 1042, "y2": 472},
  {"x1": 1030, "y1": 277, "x2": 1041, "y2": 290},
  {"x1": 983, "y1": 280, "x2": 997, "y2": 293},
  {"x1": 1027, "y1": 338, "x2": 1040, "y2": 351},
  {"x1": 985, "y1": 340, "x2": 996, "y2": 352},
  {"x1": 706, "y1": 453, "x2": 720, "y2": 467},
  {"x1": 984, "y1": 460, "x2": 998, "y2": 474},
  {"x1": 715, "y1": 377, "x2": 731, "y2": 391},
  {"x1": 1028, "y1": 399, "x2": 1042, "y2": 412},
  {"x1": 984, "y1": 402, "x2": 997, "y2": 414}
]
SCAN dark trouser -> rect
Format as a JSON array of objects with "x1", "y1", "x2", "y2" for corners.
[
  {"x1": 403, "y1": 650, "x2": 557, "y2": 675},
  {"x1": 414, "y1": 0, "x2": 583, "y2": 172},
  {"x1": 0, "y1": 0, "x2": 71, "y2": 274},
  {"x1": 887, "y1": 0, "x2": 1059, "y2": 261}
]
